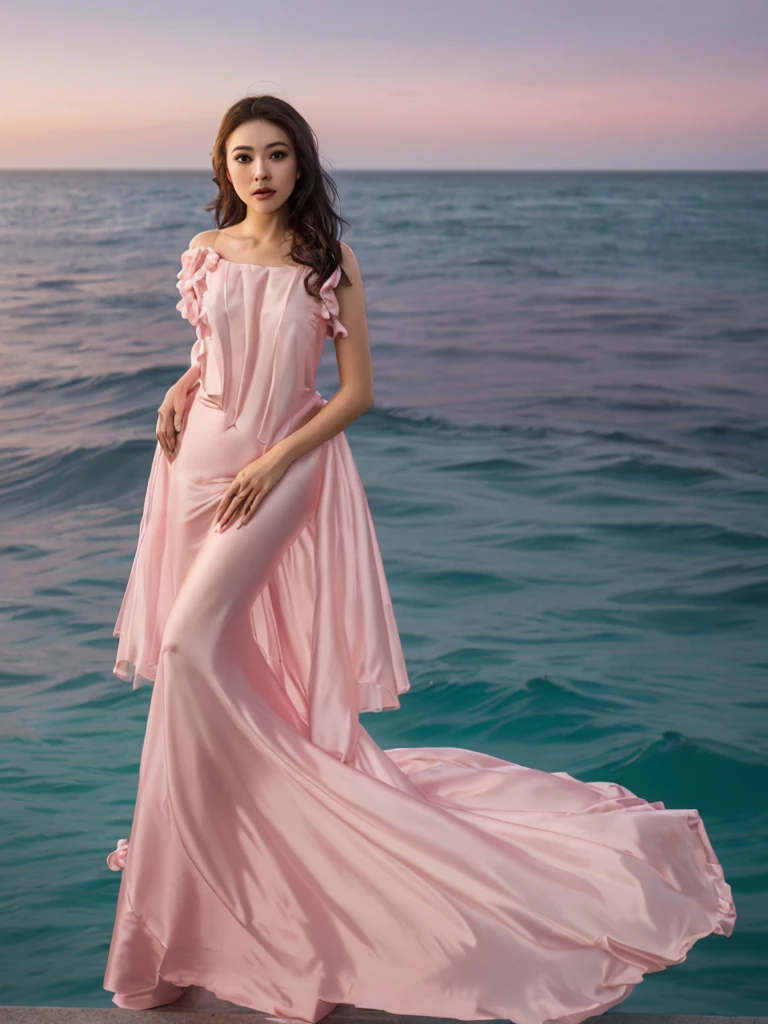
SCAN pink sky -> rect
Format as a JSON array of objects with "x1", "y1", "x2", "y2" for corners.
[{"x1": 2, "y1": 0, "x2": 767, "y2": 170}]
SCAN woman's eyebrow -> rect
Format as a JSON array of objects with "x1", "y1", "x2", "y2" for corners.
[{"x1": 231, "y1": 142, "x2": 288, "y2": 153}]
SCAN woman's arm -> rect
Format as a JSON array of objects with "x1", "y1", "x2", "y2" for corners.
[
  {"x1": 269, "y1": 242, "x2": 374, "y2": 469},
  {"x1": 156, "y1": 365, "x2": 200, "y2": 460}
]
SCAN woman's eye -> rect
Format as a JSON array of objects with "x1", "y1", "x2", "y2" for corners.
[{"x1": 232, "y1": 152, "x2": 286, "y2": 163}]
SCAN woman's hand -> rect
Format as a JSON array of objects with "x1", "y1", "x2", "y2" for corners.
[
  {"x1": 156, "y1": 372, "x2": 196, "y2": 461},
  {"x1": 214, "y1": 445, "x2": 291, "y2": 531}
]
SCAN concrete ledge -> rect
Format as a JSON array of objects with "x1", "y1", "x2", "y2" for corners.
[{"x1": 1, "y1": 1006, "x2": 767, "y2": 1024}]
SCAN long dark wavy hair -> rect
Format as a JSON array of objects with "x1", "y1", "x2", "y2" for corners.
[{"x1": 205, "y1": 95, "x2": 350, "y2": 299}]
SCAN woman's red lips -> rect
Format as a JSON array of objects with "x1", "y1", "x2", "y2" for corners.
[{"x1": 253, "y1": 188, "x2": 275, "y2": 196}]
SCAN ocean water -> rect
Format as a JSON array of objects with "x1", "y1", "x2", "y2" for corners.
[{"x1": 0, "y1": 170, "x2": 766, "y2": 1014}]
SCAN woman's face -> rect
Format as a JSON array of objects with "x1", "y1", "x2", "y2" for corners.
[{"x1": 225, "y1": 118, "x2": 299, "y2": 216}]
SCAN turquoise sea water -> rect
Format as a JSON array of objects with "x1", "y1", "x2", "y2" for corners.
[{"x1": 0, "y1": 170, "x2": 766, "y2": 1014}]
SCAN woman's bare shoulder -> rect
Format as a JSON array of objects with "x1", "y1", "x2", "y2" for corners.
[
  {"x1": 339, "y1": 241, "x2": 361, "y2": 287},
  {"x1": 188, "y1": 229, "x2": 219, "y2": 250}
]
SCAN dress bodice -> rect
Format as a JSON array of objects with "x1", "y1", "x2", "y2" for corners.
[{"x1": 175, "y1": 246, "x2": 347, "y2": 435}]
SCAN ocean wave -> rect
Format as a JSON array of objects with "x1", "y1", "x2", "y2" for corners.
[
  {"x1": 598, "y1": 729, "x2": 768, "y2": 813},
  {"x1": 0, "y1": 364, "x2": 184, "y2": 400},
  {"x1": 586, "y1": 454, "x2": 723, "y2": 485},
  {"x1": 599, "y1": 520, "x2": 768, "y2": 551},
  {"x1": 0, "y1": 439, "x2": 155, "y2": 513}
]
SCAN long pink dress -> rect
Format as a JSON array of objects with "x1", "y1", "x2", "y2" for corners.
[{"x1": 103, "y1": 246, "x2": 736, "y2": 1024}]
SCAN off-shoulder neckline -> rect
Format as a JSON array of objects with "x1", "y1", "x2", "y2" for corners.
[{"x1": 185, "y1": 245, "x2": 306, "y2": 271}]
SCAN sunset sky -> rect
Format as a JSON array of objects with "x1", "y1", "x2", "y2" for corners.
[{"x1": 2, "y1": 0, "x2": 767, "y2": 171}]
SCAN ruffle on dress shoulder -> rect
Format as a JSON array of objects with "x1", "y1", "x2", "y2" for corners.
[
  {"x1": 175, "y1": 246, "x2": 220, "y2": 327},
  {"x1": 175, "y1": 247, "x2": 224, "y2": 404},
  {"x1": 319, "y1": 264, "x2": 349, "y2": 340}
]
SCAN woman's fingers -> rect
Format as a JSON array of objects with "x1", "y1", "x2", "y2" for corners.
[
  {"x1": 216, "y1": 493, "x2": 246, "y2": 531},
  {"x1": 158, "y1": 412, "x2": 177, "y2": 459},
  {"x1": 215, "y1": 479, "x2": 239, "y2": 519},
  {"x1": 164, "y1": 409, "x2": 178, "y2": 449},
  {"x1": 225, "y1": 493, "x2": 247, "y2": 526},
  {"x1": 173, "y1": 391, "x2": 187, "y2": 433},
  {"x1": 215, "y1": 480, "x2": 244, "y2": 527},
  {"x1": 238, "y1": 489, "x2": 266, "y2": 527},
  {"x1": 216, "y1": 481, "x2": 266, "y2": 531},
  {"x1": 156, "y1": 414, "x2": 173, "y2": 459}
]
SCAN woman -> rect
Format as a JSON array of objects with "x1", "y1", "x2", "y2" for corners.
[{"x1": 103, "y1": 95, "x2": 736, "y2": 1024}]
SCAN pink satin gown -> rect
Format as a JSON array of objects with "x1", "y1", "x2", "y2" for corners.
[{"x1": 103, "y1": 246, "x2": 736, "y2": 1024}]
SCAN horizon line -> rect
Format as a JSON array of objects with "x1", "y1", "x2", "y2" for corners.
[{"x1": 0, "y1": 166, "x2": 766, "y2": 174}]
